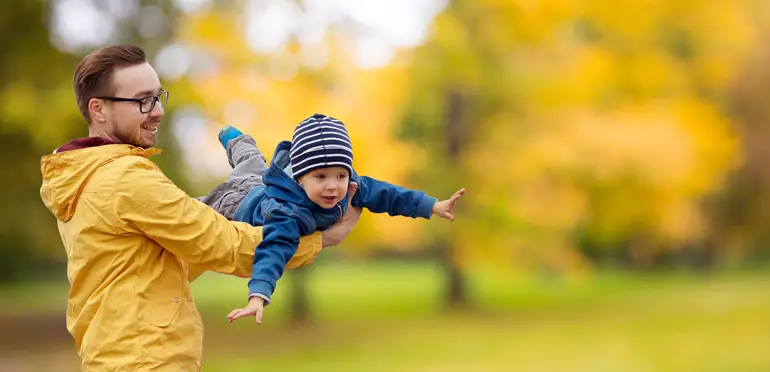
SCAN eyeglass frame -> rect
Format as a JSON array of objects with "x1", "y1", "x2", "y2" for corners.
[{"x1": 94, "y1": 90, "x2": 169, "y2": 114}]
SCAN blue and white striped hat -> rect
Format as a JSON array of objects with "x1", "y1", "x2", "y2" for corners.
[{"x1": 290, "y1": 113, "x2": 353, "y2": 180}]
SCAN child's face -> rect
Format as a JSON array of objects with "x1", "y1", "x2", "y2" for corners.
[{"x1": 297, "y1": 166, "x2": 350, "y2": 209}]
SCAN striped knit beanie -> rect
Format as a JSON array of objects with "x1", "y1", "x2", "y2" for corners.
[{"x1": 290, "y1": 113, "x2": 353, "y2": 180}]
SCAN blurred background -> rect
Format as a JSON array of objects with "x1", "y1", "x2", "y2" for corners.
[{"x1": 2, "y1": 0, "x2": 770, "y2": 371}]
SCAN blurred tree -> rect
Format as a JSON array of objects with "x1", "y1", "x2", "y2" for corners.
[
  {"x1": 398, "y1": 0, "x2": 507, "y2": 306},
  {"x1": 0, "y1": 1, "x2": 85, "y2": 281},
  {"x1": 0, "y1": 0, "x2": 189, "y2": 281},
  {"x1": 397, "y1": 0, "x2": 760, "y2": 295},
  {"x1": 703, "y1": 36, "x2": 770, "y2": 267}
]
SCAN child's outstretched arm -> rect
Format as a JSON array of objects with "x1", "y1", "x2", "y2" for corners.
[
  {"x1": 228, "y1": 203, "x2": 313, "y2": 324},
  {"x1": 227, "y1": 185, "x2": 361, "y2": 325},
  {"x1": 352, "y1": 173, "x2": 465, "y2": 221},
  {"x1": 431, "y1": 188, "x2": 466, "y2": 221}
]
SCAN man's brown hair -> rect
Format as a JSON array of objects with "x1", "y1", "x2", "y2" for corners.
[{"x1": 73, "y1": 45, "x2": 146, "y2": 123}]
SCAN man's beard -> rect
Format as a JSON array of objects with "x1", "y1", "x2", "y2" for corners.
[{"x1": 114, "y1": 121, "x2": 156, "y2": 148}]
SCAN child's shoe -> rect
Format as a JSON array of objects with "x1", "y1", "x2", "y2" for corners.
[{"x1": 218, "y1": 125, "x2": 243, "y2": 150}]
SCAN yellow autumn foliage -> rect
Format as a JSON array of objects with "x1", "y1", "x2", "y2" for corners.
[{"x1": 169, "y1": 0, "x2": 767, "y2": 270}]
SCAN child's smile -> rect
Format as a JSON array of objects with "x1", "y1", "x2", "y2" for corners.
[{"x1": 321, "y1": 195, "x2": 338, "y2": 206}]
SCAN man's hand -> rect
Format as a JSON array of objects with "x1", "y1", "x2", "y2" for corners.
[
  {"x1": 322, "y1": 182, "x2": 362, "y2": 248},
  {"x1": 432, "y1": 188, "x2": 466, "y2": 221},
  {"x1": 227, "y1": 296, "x2": 265, "y2": 324}
]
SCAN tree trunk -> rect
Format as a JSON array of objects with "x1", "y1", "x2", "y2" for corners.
[
  {"x1": 288, "y1": 265, "x2": 311, "y2": 324},
  {"x1": 442, "y1": 90, "x2": 468, "y2": 308},
  {"x1": 442, "y1": 240, "x2": 466, "y2": 307}
]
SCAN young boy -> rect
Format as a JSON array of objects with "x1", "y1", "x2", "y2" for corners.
[{"x1": 212, "y1": 113, "x2": 464, "y2": 324}]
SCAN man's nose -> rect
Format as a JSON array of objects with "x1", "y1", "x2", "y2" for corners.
[{"x1": 149, "y1": 101, "x2": 164, "y2": 118}]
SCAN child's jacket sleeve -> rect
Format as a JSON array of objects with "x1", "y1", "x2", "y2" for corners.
[
  {"x1": 351, "y1": 173, "x2": 437, "y2": 219},
  {"x1": 248, "y1": 201, "x2": 315, "y2": 303}
]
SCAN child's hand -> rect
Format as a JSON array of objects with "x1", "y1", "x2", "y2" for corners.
[
  {"x1": 227, "y1": 296, "x2": 266, "y2": 324},
  {"x1": 432, "y1": 188, "x2": 465, "y2": 221}
]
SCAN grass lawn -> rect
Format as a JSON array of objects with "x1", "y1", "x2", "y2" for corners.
[{"x1": 1, "y1": 261, "x2": 769, "y2": 371}]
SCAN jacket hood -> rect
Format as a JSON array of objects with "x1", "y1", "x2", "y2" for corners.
[{"x1": 40, "y1": 137, "x2": 160, "y2": 222}]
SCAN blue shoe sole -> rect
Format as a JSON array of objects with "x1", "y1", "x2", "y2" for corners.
[{"x1": 218, "y1": 125, "x2": 243, "y2": 150}]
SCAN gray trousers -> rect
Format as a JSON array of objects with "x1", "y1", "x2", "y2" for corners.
[{"x1": 196, "y1": 135, "x2": 267, "y2": 220}]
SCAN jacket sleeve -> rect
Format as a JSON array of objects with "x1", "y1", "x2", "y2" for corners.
[
  {"x1": 113, "y1": 159, "x2": 322, "y2": 281},
  {"x1": 351, "y1": 174, "x2": 437, "y2": 219},
  {"x1": 248, "y1": 203, "x2": 314, "y2": 303}
]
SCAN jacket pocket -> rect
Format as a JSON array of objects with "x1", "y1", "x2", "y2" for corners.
[
  {"x1": 136, "y1": 250, "x2": 184, "y2": 328},
  {"x1": 142, "y1": 291, "x2": 182, "y2": 328}
]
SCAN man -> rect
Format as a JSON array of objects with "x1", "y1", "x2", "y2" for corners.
[{"x1": 39, "y1": 45, "x2": 361, "y2": 371}]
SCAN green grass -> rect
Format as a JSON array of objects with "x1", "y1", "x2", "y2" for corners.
[
  {"x1": 192, "y1": 261, "x2": 447, "y2": 324},
  {"x1": 2, "y1": 261, "x2": 770, "y2": 371},
  {"x1": 0, "y1": 281, "x2": 68, "y2": 316},
  {"x1": 192, "y1": 262, "x2": 770, "y2": 371}
]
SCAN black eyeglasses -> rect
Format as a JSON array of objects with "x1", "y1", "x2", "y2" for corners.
[{"x1": 95, "y1": 90, "x2": 169, "y2": 114}]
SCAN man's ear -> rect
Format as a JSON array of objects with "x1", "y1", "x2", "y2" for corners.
[{"x1": 88, "y1": 98, "x2": 107, "y2": 123}]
